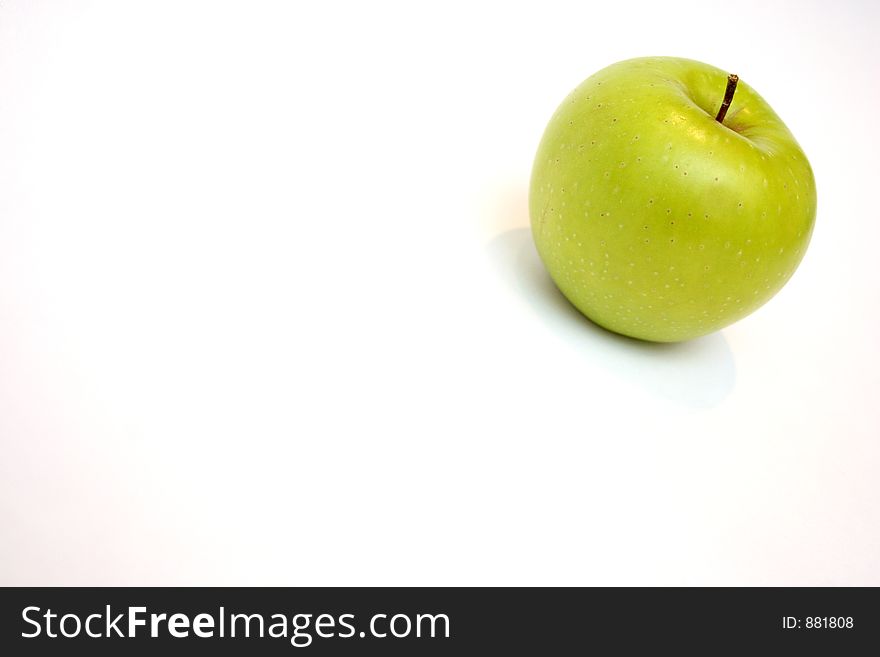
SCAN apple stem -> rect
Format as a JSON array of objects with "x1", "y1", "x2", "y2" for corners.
[{"x1": 714, "y1": 74, "x2": 739, "y2": 124}]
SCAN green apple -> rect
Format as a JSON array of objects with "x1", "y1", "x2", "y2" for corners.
[{"x1": 529, "y1": 56, "x2": 816, "y2": 342}]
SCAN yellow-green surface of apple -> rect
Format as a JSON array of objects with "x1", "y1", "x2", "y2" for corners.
[{"x1": 529, "y1": 57, "x2": 816, "y2": 342}]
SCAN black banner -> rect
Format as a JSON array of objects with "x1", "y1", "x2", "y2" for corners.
[{"x1": 0, "y1": 587, "x2": 876, "y2": 654}]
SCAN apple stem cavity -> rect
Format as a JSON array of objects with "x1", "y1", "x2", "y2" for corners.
[{"x1": 714, "y1": 74, "x2": 739, "y2": 124}]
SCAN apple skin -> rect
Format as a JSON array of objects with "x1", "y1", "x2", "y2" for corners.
[{"x1": 529, "y1": 57, "x2": 816, "y2": 342}]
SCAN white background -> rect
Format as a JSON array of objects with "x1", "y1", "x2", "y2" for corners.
[{"x1": 1, "y1": 0, "x2": 878, "y2": 585}]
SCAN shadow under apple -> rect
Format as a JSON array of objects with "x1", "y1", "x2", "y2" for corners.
[{"x1": 486, "y1": 225, "x2": 737, "y2": 409}]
